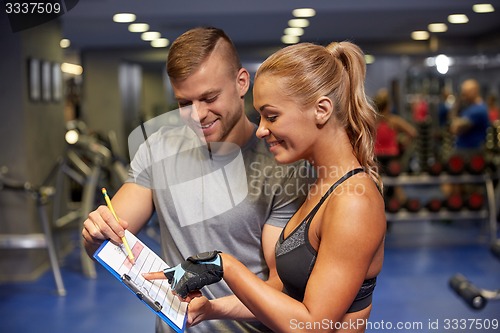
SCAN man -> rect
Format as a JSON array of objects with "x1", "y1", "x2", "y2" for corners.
[
  {"x1": 82, "y1": 27, "x2": 312, "y2": 332},
  {"x1": 450, "y1": 79, "x2": 490, "y2": 150}
]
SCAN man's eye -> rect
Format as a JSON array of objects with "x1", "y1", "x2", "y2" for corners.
[
  {"x1": 205, "y1": 96, "x2": 217, "y2": 104},
  {"x1": 179, "y1": 102, "x2": 193, "y2": 108}
]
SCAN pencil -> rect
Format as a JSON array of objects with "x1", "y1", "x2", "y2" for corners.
[{"x1": 101, "y1": 188, "x2": 135, "y2": 264}]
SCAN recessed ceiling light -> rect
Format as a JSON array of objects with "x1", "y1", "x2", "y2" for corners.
[
  {"x1": 288, "y1": 18, "x2": 309, "y2": 28},
  {"x1": 448, "y1": 14, "x2": 469, "y2": 24},
  {"x1": 129, "y1": 23, "x2": 149, "y2": 33},
  {"x1": 364, "y1": 54, "x2": 375, "y2": 64},
  {"x1": 61, "y1": 63, "x2": 83, "y2": 76},
  {"x1": 292, "y1": 8, "x2": 316, "y2": 18},
  {"x1": 60, "y1": 38, "x2": 71, "y2": 48},
  {"x1": 151, "y1": 38, "x2": 170, "y2": 48},
  {"x1": 113, "y1": 13, "x2": 136, "y2": 23},
  {"x1": 284, "y1": 27, "x2": 304, "y2": 36},
  {"x1": 141, "y1": 31, "x2": 161, "y2": 41},
  {"x1": 428, "y1": 23, "x2": 448, "y2": 33},
  {"x1": 281, "y1": 35, "x2": 300, "y2": 44},
  {"x1": 411, "y1": 30, "x2": 430, "y2": 40},
  {"x1": 473, "y1": 4, "x2": 495, "y2": 13}
]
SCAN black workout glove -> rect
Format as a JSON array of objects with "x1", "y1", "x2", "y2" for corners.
[{"x1": 163, "y1": 251, "x2": 223, "y2": 299}]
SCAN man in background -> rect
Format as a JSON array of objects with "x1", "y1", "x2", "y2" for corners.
[{"x1": 450, "y1": 79, "x2": 490, "y2": 151}]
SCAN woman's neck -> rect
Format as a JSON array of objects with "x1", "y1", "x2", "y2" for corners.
[{"x1": 308, "y1": 128, "x2": 361, "y2": 182}]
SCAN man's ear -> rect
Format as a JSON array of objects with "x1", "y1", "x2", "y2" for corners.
[
  {"x1": 236, "y1": 68, "x2": 250, "y2": 98},
  {"x1": 315, "y1": 96, "x2": 334, "y2": 125}
]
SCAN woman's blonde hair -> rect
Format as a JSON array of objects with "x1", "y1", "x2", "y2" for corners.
[{"x1": 255, "y1": 41, "x2": 381, "y2": 189}]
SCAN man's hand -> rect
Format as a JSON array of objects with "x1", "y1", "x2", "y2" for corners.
[{"x1": 82, "y1": 205, "x2": 129, "y2": 256}]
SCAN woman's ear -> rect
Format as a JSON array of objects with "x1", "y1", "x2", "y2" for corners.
[{"x1": 315, "y1": 96, "x2": 334, "y2": 125}]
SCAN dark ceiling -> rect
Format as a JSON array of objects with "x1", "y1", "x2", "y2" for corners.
[{"x1": 60, "y1": 0, "x2": 500, "y2": 64}]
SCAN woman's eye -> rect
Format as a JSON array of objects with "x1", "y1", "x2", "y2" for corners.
[{"x1": 267, "y1": 116, "x2": 278, "y2": 123}]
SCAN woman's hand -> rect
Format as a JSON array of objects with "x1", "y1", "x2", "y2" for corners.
[
  {"x1": 186, "y1": 296, "x2": 212, "y2": 327},
  {"x1": 143, "y1": 251, "x2": 223, "y2": 299}
]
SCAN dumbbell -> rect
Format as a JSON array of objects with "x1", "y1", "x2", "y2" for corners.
[
  {"x1": 446, "y1": 154, "x2": 465, "y2": 175},
  {"x1": 467, "y1": 154, "x2": 486, "y2": 175},
  {"x1": 404, "y1": 198, "x2": 421, "y2": 212},
  {"x1": 426, "y1": 198, "x2": 443, "y2": 212},
  {"x1": 467, "y1": 192, "x2": 484, "y2": 211},
  {"x1": 449, "y1": 273, "x2": 487, "y2": 310},
  {"x1": 445, "y1": 194, "x2": 463, "y2": 211},
  {"x1": 427, "y1": 160, "x2": 443, "y2": 176},
  {"x1": 385, "y1": 197, "x2": 402, "y2": 213},
  {"x1": 386, "y1": 159, "x2": 402, "y2": 177}
]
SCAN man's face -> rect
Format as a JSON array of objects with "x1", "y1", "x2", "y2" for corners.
[
  {"x1": 171, "y1": 49, "x2": 247, "y2": 144},
  {"x1": 460, "y1": 81, "x2": 476, "y2": 105}
]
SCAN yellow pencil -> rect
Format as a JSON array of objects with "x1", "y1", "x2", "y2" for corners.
[{"x1": 101, "y1": 188, "x2": 135, "y2": 264}]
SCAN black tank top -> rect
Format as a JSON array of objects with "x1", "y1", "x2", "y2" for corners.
[{"x1": 275, "y1": 168, "x2": 377, "y2": 313}]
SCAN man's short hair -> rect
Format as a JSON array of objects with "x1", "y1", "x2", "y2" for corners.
[{"x1": 167, "y1": 27, "x2": 242, "y2": 81}]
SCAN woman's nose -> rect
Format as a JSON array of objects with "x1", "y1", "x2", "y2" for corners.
[{"x1": 256, "y1": 120, "x2": 270, "y2": 139}]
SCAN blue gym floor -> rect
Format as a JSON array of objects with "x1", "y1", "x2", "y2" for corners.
[{"x1": 1, "y1": 220, "x2": 499, "y2": 333}]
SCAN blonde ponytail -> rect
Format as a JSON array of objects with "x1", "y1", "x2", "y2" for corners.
[{"x1": 326, "y1": 42, "x2": 381, "y2": 190}]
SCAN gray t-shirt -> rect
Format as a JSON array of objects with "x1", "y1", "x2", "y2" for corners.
[{"x1": 128, "y1": 124, "x2": 312, "y2": 332}]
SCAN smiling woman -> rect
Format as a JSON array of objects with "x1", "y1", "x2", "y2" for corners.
[{"x1": 149, "y1": 40, "x2": 386, "y2": 333}]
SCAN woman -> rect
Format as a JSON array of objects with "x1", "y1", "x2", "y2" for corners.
[
  {"x1": 374, "y1": 88, "x2": 417, "y2": 161},
  {"x1": 145, "y1": 41, "x2": 386, "y2": 332}
]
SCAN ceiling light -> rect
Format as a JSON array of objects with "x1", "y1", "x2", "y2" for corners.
[
  {"x1": 281, "y1": 35, "x2": 299, "y2": 44},
  {"x1": 141, "y1": 31, "x2": 161, "y2": 41},
  {"x1": 448, "y1": 14, "x2": 469, "y2": 24},
  {"x1": 60, "y1": 38, "x2": 71, "y2": 48},
  {"x1": 364, "y1": 54, "x2": 375, "y2": 64},
  {"x1": 284, "y1": 27, "x2": 304, "y2": 36},
  {"x1": 428, "y1": 23, "x2": 448, "y2": 33},
  {"x1": 113, "y1": 13, "x2": 136, "y2": 23},
  {"x1": 61, "y1": 63, "x2": 83, "y2": 76},
  {"x1": 292, "y1": 8, "x2": 316, "y2": 18},
  {"x1": 411, "y1": 31, "x2": 430, "y2": 40},
  {"x1": 288, "y1": 18, "x2": 309, "y2": 28},
  {"x1": 151, "y1": 38, "x2": 170, "y2": 48},
  {"x1": 473, "y1": 4, "x2": 495, "y2": 13},
  {"x1": 425, "y1": 57, "x2": 436, "y2": 67},
  {"x1": 129, "y1": 23, "x2": 149, "y2": 33},
  {"x1": 435, "y1": 54, "x2": 450, "y2": 74}
]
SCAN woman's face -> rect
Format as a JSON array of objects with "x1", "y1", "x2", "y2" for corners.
[{"x1": 253, "y1": 74, "x2": 318, "y2": 164}]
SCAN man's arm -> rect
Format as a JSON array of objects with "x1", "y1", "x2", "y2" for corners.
[
  {"x1": 82, "y1": 182, "x2": 154, "y2": 257},
  {"x1": 450, "y1": 116, "x2": 472, "y2": 135}
]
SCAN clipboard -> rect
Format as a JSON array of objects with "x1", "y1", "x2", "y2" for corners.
[{"x1": 93, "y1": 230, "x2": 188, "y2": 332}]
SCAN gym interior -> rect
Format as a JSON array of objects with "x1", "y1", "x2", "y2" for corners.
[{"x1": 1, "y1": 1, "x2": 500, "y2": 332}]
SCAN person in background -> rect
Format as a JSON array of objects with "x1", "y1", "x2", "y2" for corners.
[
  {"x1": 486, "y1": 93, "x2": 499, "y2": 123},
  {"x1": 411, "y1": 93, "x2": 429, "y2": 123},
  {"x1": 145, "y1": 41, "x2": 386, "y2": 333},
  {"x1": 82, "y1": 27, "x2": 313, "y2": 333},
  {"x1": 438, "y1": 87, "x2": 454, "y2": 128},
  {"x1": 374, "y1": 88, "x2": 417, "y2": 171},
  {"x1": 373, "y1": 88, "x2": 417, "y2": 210},
  {"x1": 450, "y1": 79, "x2": 490, "y2": 151}
]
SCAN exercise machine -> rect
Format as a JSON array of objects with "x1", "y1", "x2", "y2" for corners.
[
  {"x1": 49, "y1": 121, "x2": 128, "y2": 278},
  {"x1": 0, "y1": 167, "x2": 66, "y2": 296}
]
